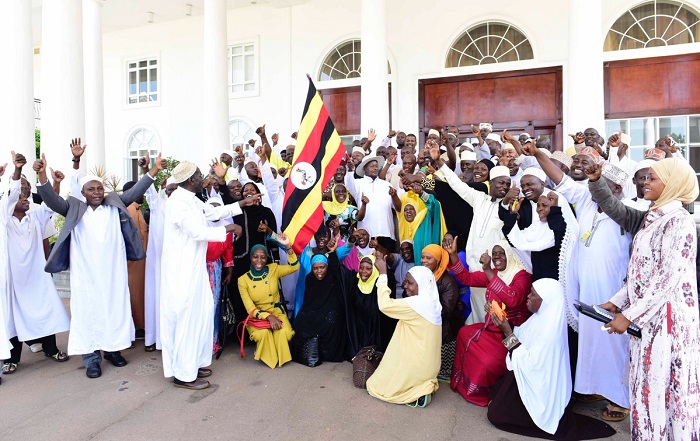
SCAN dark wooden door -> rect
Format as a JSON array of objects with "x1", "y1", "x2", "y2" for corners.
[
  {"x1": 319, "y1": 85, "x2": 392, "y2": 136},
  {"x1": 418, "y1": 66, "x2": 563, "y2": 150}
]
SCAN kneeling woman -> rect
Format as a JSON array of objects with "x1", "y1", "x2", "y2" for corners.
[
  {"x1": 293, "y1": 252, "x2": 347, "y2": 362},
  {"x1": 238, "y1": 237, "x2": 298, "y2": 368},
  {"x1": 367, "y1": 258, "x2": 441, "y2": 407},
  {"x1": 487, "y1": 279, "x2": 615, "y2": 440},
  {"x1": 447, "y1": 240, "x2": 532, "y2": 406}
]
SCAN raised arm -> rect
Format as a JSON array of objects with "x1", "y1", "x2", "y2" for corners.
[
  {"x1": 1, "y1": 152, "x2": 25, "y2": 221},
  {"x1": 585, "y1": 163, "x2": 645, "y2": 234},
  {"x1": 34, "y1": 154, "x2": 70, "y2": 216}
]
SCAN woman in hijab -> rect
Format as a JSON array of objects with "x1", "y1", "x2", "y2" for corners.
[
  {"x1": 323, "y1": 183, "x2": 364, "y2": 242},
  {"x1": 399, "y1": 184, "x2": 447, "y2": 263},
  {"x1": 421, "y1": 244, "x2": 461, "y2": 381},
  {"x1": 443, "y1": 231, "x2": 472, "y2": 321},
  {"x1": 342, "y1": 227, "x2": 374, "y2": 272},
  {"x1": 228, "y1": 182, "x2": 278, "y2": 333},
  {"x1": 339, "y1": 254, "x2": 387, "y2": 357},
  {"x1": 237, "y1": 237, "x2": 298, "y2": 369},
  {"x1": 293, "y1": 252, "x2": 347, "y2": 363},
  {"x1": 601, "y1": 158, "x2": 700, "y2": 440},
  {"x1": 487, "y1": 279, "x2": 616, "y2": 440},
  {"x1": 366, "y1": 261, "x2": 441, "y2": 408},
  {"x1": 446, "y1": 239, "x2": 532, "y2": 406},
  {"x1": 204, "y1": 197, "x2": 234, "y2": 354}
]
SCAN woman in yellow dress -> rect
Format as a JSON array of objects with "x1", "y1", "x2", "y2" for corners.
[
  {"x1": 366, "y1": 254, "x2": 442, "y2": 407},
  {"x1": 238, "y1": 236, "x2": 298, "y2": 368}
]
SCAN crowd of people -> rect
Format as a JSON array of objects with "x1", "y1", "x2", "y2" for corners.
[{"x1": 0, "y1": 121, "x2": 698, "y2": 440}]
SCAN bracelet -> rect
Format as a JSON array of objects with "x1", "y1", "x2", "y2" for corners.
[{"x1": 502, "y1": 334, "x2": 520, "y2": 351}]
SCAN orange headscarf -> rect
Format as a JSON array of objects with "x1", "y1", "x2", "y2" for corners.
[{"x1": 422, "y1": 244, "x2": 449, "y2": 281}]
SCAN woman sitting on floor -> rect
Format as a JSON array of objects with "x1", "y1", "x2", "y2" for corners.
[
  {"x1": 367, "y1": 258, "x2": 442, "y2": 408},
  {"x1": 237, "y1": 237, "x2": 298, "y2": 368},
  {"x1": 487, "y1": 278, "x2": 616, "y2": 440}
]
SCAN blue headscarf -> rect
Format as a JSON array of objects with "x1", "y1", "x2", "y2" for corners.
[{"x1": 310, "y1": 254, "x2": 328, "y2": 266}]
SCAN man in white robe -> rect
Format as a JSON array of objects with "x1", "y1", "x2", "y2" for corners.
[
  {"x1": 35, "y1": 144, "x2": 164, "y2": 379},
  {"x1": 525, "y1": 144, "x2": 632, "y2": 415},
  {"x1": 160, "y1": 161, "x2": 256, "y2": 390},
  {"x1": 432, "y1": 144, "x2": 511, "y2": 324},
  {"x1": 3, "y1": 166, "x2": 70, "y2": 371}
]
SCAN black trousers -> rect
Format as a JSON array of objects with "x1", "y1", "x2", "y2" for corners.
[{"x1": 4, "y1": 335, "x2": 59, "y2": 364}]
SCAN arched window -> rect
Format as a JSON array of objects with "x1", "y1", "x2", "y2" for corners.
[
  {"x1": 126, "y1": 127, "x2": 160, "y2": 181},
  {"x1": 605, "y1": 1, "x2": 700, "y2": 51},
  {"x1": 229, "y1": 118, "x2": 257, "y2": 157},
  {"x1": 318, "y1": 39, "x2": 391, "y2": 81},
  {"x1": 446, "y1": 22, "x2": 534, "y2": 67}
]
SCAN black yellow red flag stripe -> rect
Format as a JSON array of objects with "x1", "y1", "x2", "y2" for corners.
[{"x1": 282, "y1": 76, "x2": 346, "y2": 254}]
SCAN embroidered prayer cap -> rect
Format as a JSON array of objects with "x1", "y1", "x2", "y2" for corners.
[
  {"x1": 479, "y1": 122, "x2": 493, "y2": 132},
  {"x1": 486, "y1": 133, "x2": 503, "y2": 145},
  {"x1": 489, "y1": 165, "x2": 510, "y2": 180},
  {"x1": 79, "y1": 174, "x2": 104, "y2": 188},
  {"x1": 538, "y1": 148, "x2": 552, "y2": 158},
  {"x1": 503, "y1": 143, "x2": 517, "y2": 152},
  {"x1": 644, "y1": 148, "x2": 666, "y2": 161},
  {"x1": 578, "y1": 147, "x2": 602, "y2": 164},
  {"x1": 550, "y1": 151, "x2": 573, "y2": 168},
  {"x1": 460, "y1": 150, "x2": 477, "y2": 162},
  {"x1": 351, "y1": 146, "x2": 365, "y2": 155},
  {"x1": 169, "y1": 161, "x2": 198, "y2": 184},
  {"x1": 650, "y1": 158, "x2": 699, "y2": 206},
  {"x1": 601, "y1": 162, "x2": 629, "y2": 187},
  {"x1": 356, "y1": 155, "x2": 386, "y2": 177},
  {"x1": 428, "y1": 129, "x2": 440, "y2": 138},
  {"x1": 522, "y1": 167, "x2": 547, "y2": 183},
  {"x1": 634, "y1": 159, "x2": 656, "y2": 174},
  {"x1": 619, "y1": 132, "x2": 632, "y2": 146}
]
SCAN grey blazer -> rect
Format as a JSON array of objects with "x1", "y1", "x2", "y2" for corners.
[
  {"x1": 38, "y1": 174, "x2": 155, "y2": 273},
  {"x1": 588, "y1": 178, "x2": 646, "y2": 235}
]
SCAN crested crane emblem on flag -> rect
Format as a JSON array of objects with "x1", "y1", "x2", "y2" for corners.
[
  {"x1": 290, "y1": 162, "x2": 317, "y2": 190},
  {"x1": 281, "y1": 75, "x2": 346, "y2": 255}
]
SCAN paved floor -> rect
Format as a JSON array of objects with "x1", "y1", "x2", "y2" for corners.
[{"x1": 2, "y1": 301, "x2": 630, "y2": 441}]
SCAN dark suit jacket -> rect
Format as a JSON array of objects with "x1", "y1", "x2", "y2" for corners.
[{"x1": 37, "y1": 174, "x2": 155, "y2": 273}]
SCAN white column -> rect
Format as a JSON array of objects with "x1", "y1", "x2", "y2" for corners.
[
  {"x1": 0, "y1": 0, "x2": 36, "y2": 184},
  {"x1": 203, "y1": 0, "x2": 230, "y2": 157},
  {"x1": 83, "y1": 0, "x2": 106, "y2": 170},
  {"x1": 566, "y1": 0, "x2": 605, "y2": 144},
  {"x1": 360, "y1": 0, "x2": 389, "y2": 143},
  {"x1": 41, "y1": 0, "x2": 86, "y2": 180}
]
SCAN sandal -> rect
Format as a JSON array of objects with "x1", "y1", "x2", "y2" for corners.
[
  {"x1": 602, "y1": 403, "x2": 630, "y2": 421},
  {"x1": 406, "y1": 394, "x2": 432, "y2": 408},
  {"x1": 46, "y1": 351, "x2": 70, "y2": 362},
  {"x1": 577, "y1": 393, "x2": 606, "y2": 403},
  {"x1": 2, "y1": 363, "x2": 17, "y2": 374}
]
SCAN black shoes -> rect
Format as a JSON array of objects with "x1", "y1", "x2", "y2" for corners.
[
  {"x1": 103, "y1": 352, "x2": 128, "y2": 367},
  {"x1": 86, "y1": 363, "x2": 102, "y2": 378}
]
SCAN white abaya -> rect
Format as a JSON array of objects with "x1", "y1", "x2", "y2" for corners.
[{"x1": 144, "y1": 185, "x2": 165, "y2": 349}]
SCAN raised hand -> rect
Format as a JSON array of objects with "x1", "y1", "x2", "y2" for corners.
[
  {"x1": 277, "y1": 232, "x2": 291, "y2": 248},
  {"x1": 0, "y1": 162, "x2": 7, "y2": 178},
  {"x1": 271, "y1": 133, "x2": 279, "y2": 145},
  {"x1": 70, "y1": 137, "x2": 87, "y2": 158},
  {"x1": 210, "y1": 157, "x2": 226, "y2": 179},
  {"x1": 327, "y1": 236, "x2": 339, "y2": 252},
  {"x1": 257, "y1": 220, "x2": 271, "y2": 234},
  {"x1": 255, "y1": 124, "x2": 266, "y2": 136},
  {"x1": 502, "y1": 181, "x2": 520, "y2": 205},
  {"x1": 227, "y1": 224, "x2": 243, "y2": 239},
  {"x1": 410, "y1": 182, "x2": 423, "y2": 195},
  {"x1": 479, "y1": 249, "x2": 492, "y2": 271},
  {"x1": 427, "y1": 139, "x2": 441, "y2": 161},
  {"x1": 50, "y1": 168, "x2": 65, "y2": 183},
  {"x1": 148, "y1": 152, "x2": 166, "y2": 176},
  {"x1": 568, "y1": 132, "x2": 585, "y2": 144},
  {"x1": 388, "y1": 186, "x2": 397, "y2": 197},
  {"x1": 388, "y1": 130, "x2": 397, "y2": 138},
  {"x1": 443, "y1": 234, "x2": 459, "y2": 257},
  {"x1": 583, "y1": 162, "x2": 602, "y2": 182},
  {"x1": 33, "y1": 153, "x2": 47, "y2": 174},
  {"x1": 592, "y1": 141, "x2": 608, "y2": 160},
  {"x1": 387, "y1": 152, "x2": 397, "y2": 165},
  {"x1": 471, "y1": 124, "x2": 481, "y2": 138},
  {"x1": 291, "y1": 131, "x2": 298, "y2": 140},
  {"x1": 373, "y1": 251, "x2": 387, "y2": 274},
  {"x1": 607, "y1": 132, "x2": 621, "y2": 148},
  {"x1": 547, "y1": 191, "x2": 559, "y2": 207},
  {"x1": 367, "y1": 128, "x2": 377, "y2": 143},
  {"x1": 361, "y1": 194, "x2": 370, "y2": 205},
  {"x1": 11, "y1": 151, "x2": 26, "y2": 169},
  {"x1": 239, "y1": 193, "x2": 262, "y2": 207},
  {"x1": 368, "y1": 237, "x2": 379, "y2": 248},
  {"x1": 510, "y1": 197, "x2": 524, "y2": 214}
]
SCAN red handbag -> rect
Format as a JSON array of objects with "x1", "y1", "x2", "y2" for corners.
[{"x1": 236, "y1": 309, "x2": 272, "y2": 358}]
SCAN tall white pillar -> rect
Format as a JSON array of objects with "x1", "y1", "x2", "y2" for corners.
[
  {"x1": 83, "y1": 0, "x2": 106, "y2": 170},
  {"x1": 0, "y1": 0, "x2": 37, "y2": 184},
  {"x1": 42, "y1": 0, "x2": 86, "y2": 180},
  {"x1": 360, "y1": 0, "x2": 389, "y2": 142},
  {"x1": 566, "y1": 0, "x2": 605, "y2": 143},
  {"x1": 203, "y1": 0, "x2": 230, "y2": 157}
]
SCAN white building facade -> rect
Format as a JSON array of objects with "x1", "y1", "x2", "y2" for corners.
[{"x1": 1, "y1": 0, "x2": 700, "y2": 189}]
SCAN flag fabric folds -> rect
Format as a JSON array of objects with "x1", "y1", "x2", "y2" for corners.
[{"x1": 282, "y1": 76, "x2": 346, "y2": 255}]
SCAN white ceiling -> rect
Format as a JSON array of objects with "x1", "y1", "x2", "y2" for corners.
[{"x1": 31, "y1": 0, "x2": 307, "y2": 46}]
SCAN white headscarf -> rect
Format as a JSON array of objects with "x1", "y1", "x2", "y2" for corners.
[
  {"x1": 404, "y1": 266, "x2": 442, "y2": 326},
  {"x1": 507, "y1": 278, "x2": 571, "y2": 435}
]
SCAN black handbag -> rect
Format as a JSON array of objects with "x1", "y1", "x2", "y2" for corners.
[
  {"x1": 215, "y1": 286, "x2": 237, "y2": 359},
  {"x1": 293, "y1": 336, "x2": 322, "y2": 367},
  {"x1": 351, "y1": 345, "x2": 383, "y2": 388}
]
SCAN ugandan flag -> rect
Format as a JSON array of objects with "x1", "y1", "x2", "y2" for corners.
[{"x1": 282, "y1": 76, "x2": 346, "y2": 255}]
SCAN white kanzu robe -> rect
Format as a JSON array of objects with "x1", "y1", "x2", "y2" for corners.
[
  {"x1": 144, "y1": 185, "x2": 165, "y2": 349},
  {"x1": 160, "y1": 188, "x2": 242, "y2": 382},
  {"x1": 439, "y1": 164, "x2": 505, "y2": 324},
  {"x1": 0, "y1": 179, "x2": 19, "y2": 358},
  {"x1": 7, "y1": 202, "x2": 70, "y2": 341},
  {"x1": 557, "y1": 176, "x2": 631, "y2": 408},
  {"x1": 68, "y1": 204, "x2": 134, "y2": 355}
]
